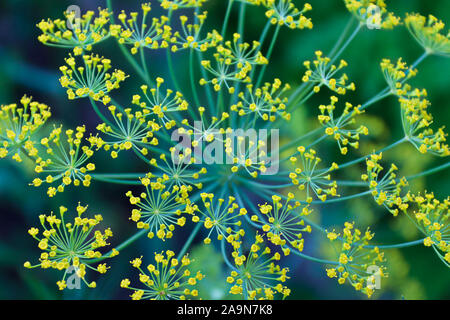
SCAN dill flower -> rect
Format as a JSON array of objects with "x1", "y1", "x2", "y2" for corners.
[
  {"x1": 59, "y1": 54, "x2": 127, "y2": 104},
  {"x1": 220, "y1": 33, "x2": 268, "y2": 69},
  {"x1": 126, "y1": 175, "x2": 191, "y2": 240},
  {"x1": 149, "y1": 148, "x2": 206, "y2": 189},
  {"x1": 405, "y1": 13, "x2": 450, "y2": 57},
  {"x1": 343, "y1": 0, "x2": 400, "y2": 29},
  {"x1": 399, "y1": 96, "x2": 449, "y2": 157},
  {"x1": 121, "y1": 251, "x2": 204, "y2": 300},
  {"x1": 227, "y1": 234, "x2": 290, "y2": 300},
  {"x1": 186, "y1": 193, "x2": 246, "y2": 244},
  {"x1": 251, "y1": 193, "x2": 312, "y2": 251},
  {"x1": 96, "y1": 105, "x2": 159, "y2": 159},
  {"x1": 380, "y1": 58, "x2": 417, "y2": 96},
  {"x1": 159, "y1": 0, "x2": 208, "y2": 10},
  {"x1": 31, "y1": 125, "x2": 99, "y2": 197},
  {"x1": 37, "y1": 8, "x2": 111, "y2": 54},
  {"x1": 0, "y1": 95, "x2": 51, "y2": 162},
  {"x1": 231, "y1": 79, "x2": 291, "y2": 122},
  {"x1": 171, "y1": 12, "x2": 220, "y2": 52},
  {"x1": 406, "y1": 192, "x2": 450, "y2": 266},
  {"x1": 289, "y1": 147, "x2": 339, "y2": 202},
  {"x1": 177, "y1": 109, "x2": 229, "y2": 148},
  {"x1": 325, "y1": 222, "x2": 386, "y2": 298},
  {"x1": 132, "y1": 77, "x2": 189, "y2": 129},
  {"x1": 302, "y1": 51, "x2": 355, "y2": 95},
  {"x1": 264, "y1": 1, "x2": 313, "y2": 30},
  {"x1": 318, "y1": 96, "x2": 368, "y2": 155},
  {"x1": 24, "y1": 204, "x2": 116, "y2": 290},
  {"x1": 362, "y1": 153, "x2": 408, "y2": 216},
  {"x1": 224, "y1": 130, "x2": 276, "y2": 177},
  {"x1": 111, "y1": 4, "x2": 171, "y2": 55},
  {"x1": 199, "y1": 39, "x2": 267, "y2": 92}
]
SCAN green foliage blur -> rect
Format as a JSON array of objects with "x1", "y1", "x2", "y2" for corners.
[{"x1": 0, "y1": 0, "x2": 448, "y2": 299}]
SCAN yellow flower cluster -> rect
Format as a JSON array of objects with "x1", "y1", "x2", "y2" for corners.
[
  {"x1": 221, "y1": 34, "x2": 268, "y2": 70},
  {"x1": 159, "y1": 0, "x2": 208, "y2": 11},
  {"x1": 111, "y1": 4, "x2": 171, "y2": 55},
  {"x1": 186, "y1": 193, "x2": 246, "y2": 244},
  {"x1": 31, "y1": 126, "x2": 99, "y2": 197},
  {"x1": 127, "y1": 175, "x2": 191, "y2": 240},
  {"x1": 132, "y1": 77, "x2": 189, "y2": 129},
  {"x1": 171, "y1": 12, "x2": 221, "y2": 52},
  {"x1": 264, "y1": 1, "x2": 313, "y2": 30},
  {"x1": 326, "y1": 222, "x2": 386, "y2": 298},
  {"x1": 95, "y1": 105, "x2": 159, "y2": 159},
  {"x1": 231, "y1": 79, "x2": 291, "y2": 121},
  {"x1": 344, "y1": 0, "x2": 400, "y2": 29},
  {"x1": 318, "y1": 96, "x2": 368, "y2": 155},
  {"x1": 121, "y1": 251, "x2": 204, "y2": 300},
  {"x1": 37, "y1": 8, "x2": 111, "y2": 53},
  {"x1": 380, "y1": 57, "x2": 449, "y2": 156},
  {"x1": 200, "y1": 34, "x2": 268, "y2": 92},
  {"x1": 289, "y1": 146, "x2": 339, "y2": 202},
  {"x1": 148, "y1": 148, "x2": 206, "y2": 189},
  {"x1": 0, "y1": 95, "x2": 51, "y2": 162},
  {"x1": 252, "y1": 193, "x2": 312, "y2": 251},
  {"x1": 380, "y1": 58, "x2": 417, "y2": 95},
  {"x1": 59, "y1": 54, "x2": 127, "y2": 104},
  {"x1": 24, "y1": 204, "x2": 116, "y2": 290},
  {"x1": 362, "y1": 153, "x2": 408, "y2": 216},
  {"x1": 399, "y1": 95, "x2": 449, "y2": 157},
  {"x1": 406, "y1": 192, "x2": 450, "y2": 265},
  {"x1": 228, "y1": 234, "x2": 290, "y2": 299},
  {"x1": 302, "y1": 51, "x2": 355, "y2": 95},
  {"x1": 405, "y1": 13, "x2": 450, "y2": 57}
]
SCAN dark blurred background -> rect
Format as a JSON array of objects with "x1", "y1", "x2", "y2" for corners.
[{"x1": 0, "y1": 0, "x2": 449, "y2": 299}]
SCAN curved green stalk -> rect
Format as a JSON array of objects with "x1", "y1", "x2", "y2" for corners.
[
  {"x1": 255, "y1": 24, "x2": 281, "y2": 88},
  {"x1": 176, "y1": 223, "x2": 202, "y2": 260}
]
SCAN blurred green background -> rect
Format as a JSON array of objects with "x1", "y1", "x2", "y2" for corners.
[{"x1": 0, "y1": 0, "x2": 449, "y2": 299}]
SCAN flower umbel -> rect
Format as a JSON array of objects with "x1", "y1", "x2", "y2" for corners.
[
  {"x1": 407, "y1": 192, "x2": 450, "y2": 267},
  {"x1": 302, "y1": 51, "x2": 355, "y2": 95},
  {"x1": 362, "y1": 153, "x2": 408, "y2": 216},
  {"x1": 0, "y1": 95, "x2": 51, "y2": 162},
  {"x1": 405, "y1": 13, "x2": 450, "y2": 57},
  {"x1": 32, "y1": 126, "x2": 99, "y2": 197},
  {"x1": 228, "y1": 234, "x2": 290, "y2": 300},
  {"x1": 325, "y1": 222, "x2": 386, "y2": 298},
  {"x1": 24, "y1": 204, "x2": 115, "y2": 290},
  {"x1": 127, "y1": 175, "x2": 190, "y2": 240},
  {"x1": 121, "y1": 251, "x2": 204, "y2": 300},
  {"x1": 37, "y1": 8, "x2": 111, "y2": 54},
  {"x1": 289, "y1": 147, "x2": 339, "y2": 202},
  {"x1": 59, "y1": 54, "x2": 127, "y2": 104},
  {"x1": 252, "y1": 193, "x2": 312, "y2": 251}
]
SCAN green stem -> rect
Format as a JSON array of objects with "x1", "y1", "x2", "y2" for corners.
[
  {"x1": 366, "y1": 238, "x2": 425, "y2": 249},
  {"x1": 89, "y1": 97, "x2": 113, "y2": 127},
  {"x1": 328, "y1": 17, "x2": 355, "y2": 58},
  {"x1": 176, "y1": 222, "x2": 202, "y2": 260},
  {"x1": 140, "y1": 47, "x2": 154, "y2": 87},
  {"x1": 256, "y1": 24, "x2": 281, "y2": 88},
  {"x1": 91, "y1": 173, "x2": 146, "y2": 178},
  {"x1": 316, "y1": 137, "x2": 407, "y2": 174},
  {"x1": 91, "y1": 175, "x2": 141, "y2": 185},
  {"x1": 221, "y1": 0, "x2": 234, "y2": 38},
  {"x1": 406, "y1": 161, "x2": 450, "y2": 181},
  {"x1": 276, "y1": 127, "x2": 322, "y2": 154},
  {"x1": 291, "y1": 248, "x2": 339, "y2": 265},
  {"x1": 329, "y1": 23, "x2": 361, "y2": 65},
  {"x1": 189, "y1": 48, "x2": 201, "y2": 108}
]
